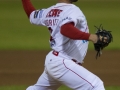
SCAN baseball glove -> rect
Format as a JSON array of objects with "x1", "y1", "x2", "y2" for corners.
[{"x1": 94, "y1": 24, "x2": 113, "y2": 59}]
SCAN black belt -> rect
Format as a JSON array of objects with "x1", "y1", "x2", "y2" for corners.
[{"x1": 52, "y1": 50, "x2": 82, "y2": 66}]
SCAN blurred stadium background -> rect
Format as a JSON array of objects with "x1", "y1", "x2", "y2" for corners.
[{"x1": 0, "y1": 0, "x2": 120, "y2": 90}]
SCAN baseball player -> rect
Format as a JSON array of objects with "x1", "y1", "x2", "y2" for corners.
[{"x1": 21, "y1": 0, "x2": 105, "y2": 90}]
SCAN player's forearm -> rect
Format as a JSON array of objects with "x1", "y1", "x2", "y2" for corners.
[
  {"x1": 21, "y1": 0, "x2": 36, "y2": 18},
  {"x1": 61, "y1": 22, "x2": 90, "y2": 40}
]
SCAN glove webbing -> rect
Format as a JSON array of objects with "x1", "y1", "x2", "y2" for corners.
[{"x1": 96, "y1": 49, "x2": 102, "y2": 59}]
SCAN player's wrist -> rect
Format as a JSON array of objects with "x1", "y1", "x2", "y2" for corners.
[{"x1": 89, "y1": 34, "x2": 98, "y2": 43}]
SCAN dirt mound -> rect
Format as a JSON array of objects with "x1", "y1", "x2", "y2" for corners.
[{"x1": 0, "y1": 50, "x2": 120, "y2": 86}]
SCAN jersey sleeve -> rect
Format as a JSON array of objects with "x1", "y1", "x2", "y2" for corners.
[
  {"x1": 29, "y1": 9, "x2": 46, "y2": 26},
  {"x1": 59, "y1": 7, "x2": 82, "y2": 27}
]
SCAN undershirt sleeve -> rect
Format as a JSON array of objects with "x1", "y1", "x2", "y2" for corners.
[
  {"x1": 21, "y1": 0, "x2": 36, "y2": 18},
  {"x1": 61, "y1": 22, "x2": 90, "y2": 40}
]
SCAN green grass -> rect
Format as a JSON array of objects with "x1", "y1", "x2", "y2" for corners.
[
  {"x1": 0, "y1": 85, "x2": 120, "y2": 90},
  {"x1": 0, "y1": 0, "x2": 120, "y2": 50}
]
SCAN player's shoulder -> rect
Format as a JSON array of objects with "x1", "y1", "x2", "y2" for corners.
[
  {"x1": 65, "y1": 4, "x2": 82, "y2": 16},
  {"x1": 42, "y1": 3, "x2": 82, "y2": 16},
  {"x1": 71, "y1": 4, "x2": 81, "y2": 11},
  {"x1": 50, "y1": 3, "x2": 78, "y2": 9}
]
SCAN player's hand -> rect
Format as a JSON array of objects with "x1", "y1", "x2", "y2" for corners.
[{"x1": 89, "y1": 34, "x2": 108, "y2": 43}]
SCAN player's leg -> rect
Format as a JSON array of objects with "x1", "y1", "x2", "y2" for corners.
[
  {"x1": 45, "y1": 51, "x2": 105, "y2": 90},
  {"x1": 58, "y1": 59, "x2": 105, "y2": 90},
  {"x1": 26, "y1": 69, "x2": 61, "y2": 90}
]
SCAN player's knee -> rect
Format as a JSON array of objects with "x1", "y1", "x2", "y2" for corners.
[
  {"x1": 26, "y1": 85, "x2": 50, "y2": 90},
  {"x1": 26, "y1": 86, "x2": 35, "y2": 90},
  {"x1": 93, "y1": 78, "x2": 105, "y2": 90},
  {"x1": 98, "y1": 80, "x2": 105, "y2": 90}
]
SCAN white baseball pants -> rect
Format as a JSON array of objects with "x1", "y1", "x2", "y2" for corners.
[{"x1": 26, "y1": 51, "x2": 105, "y2": 90}]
